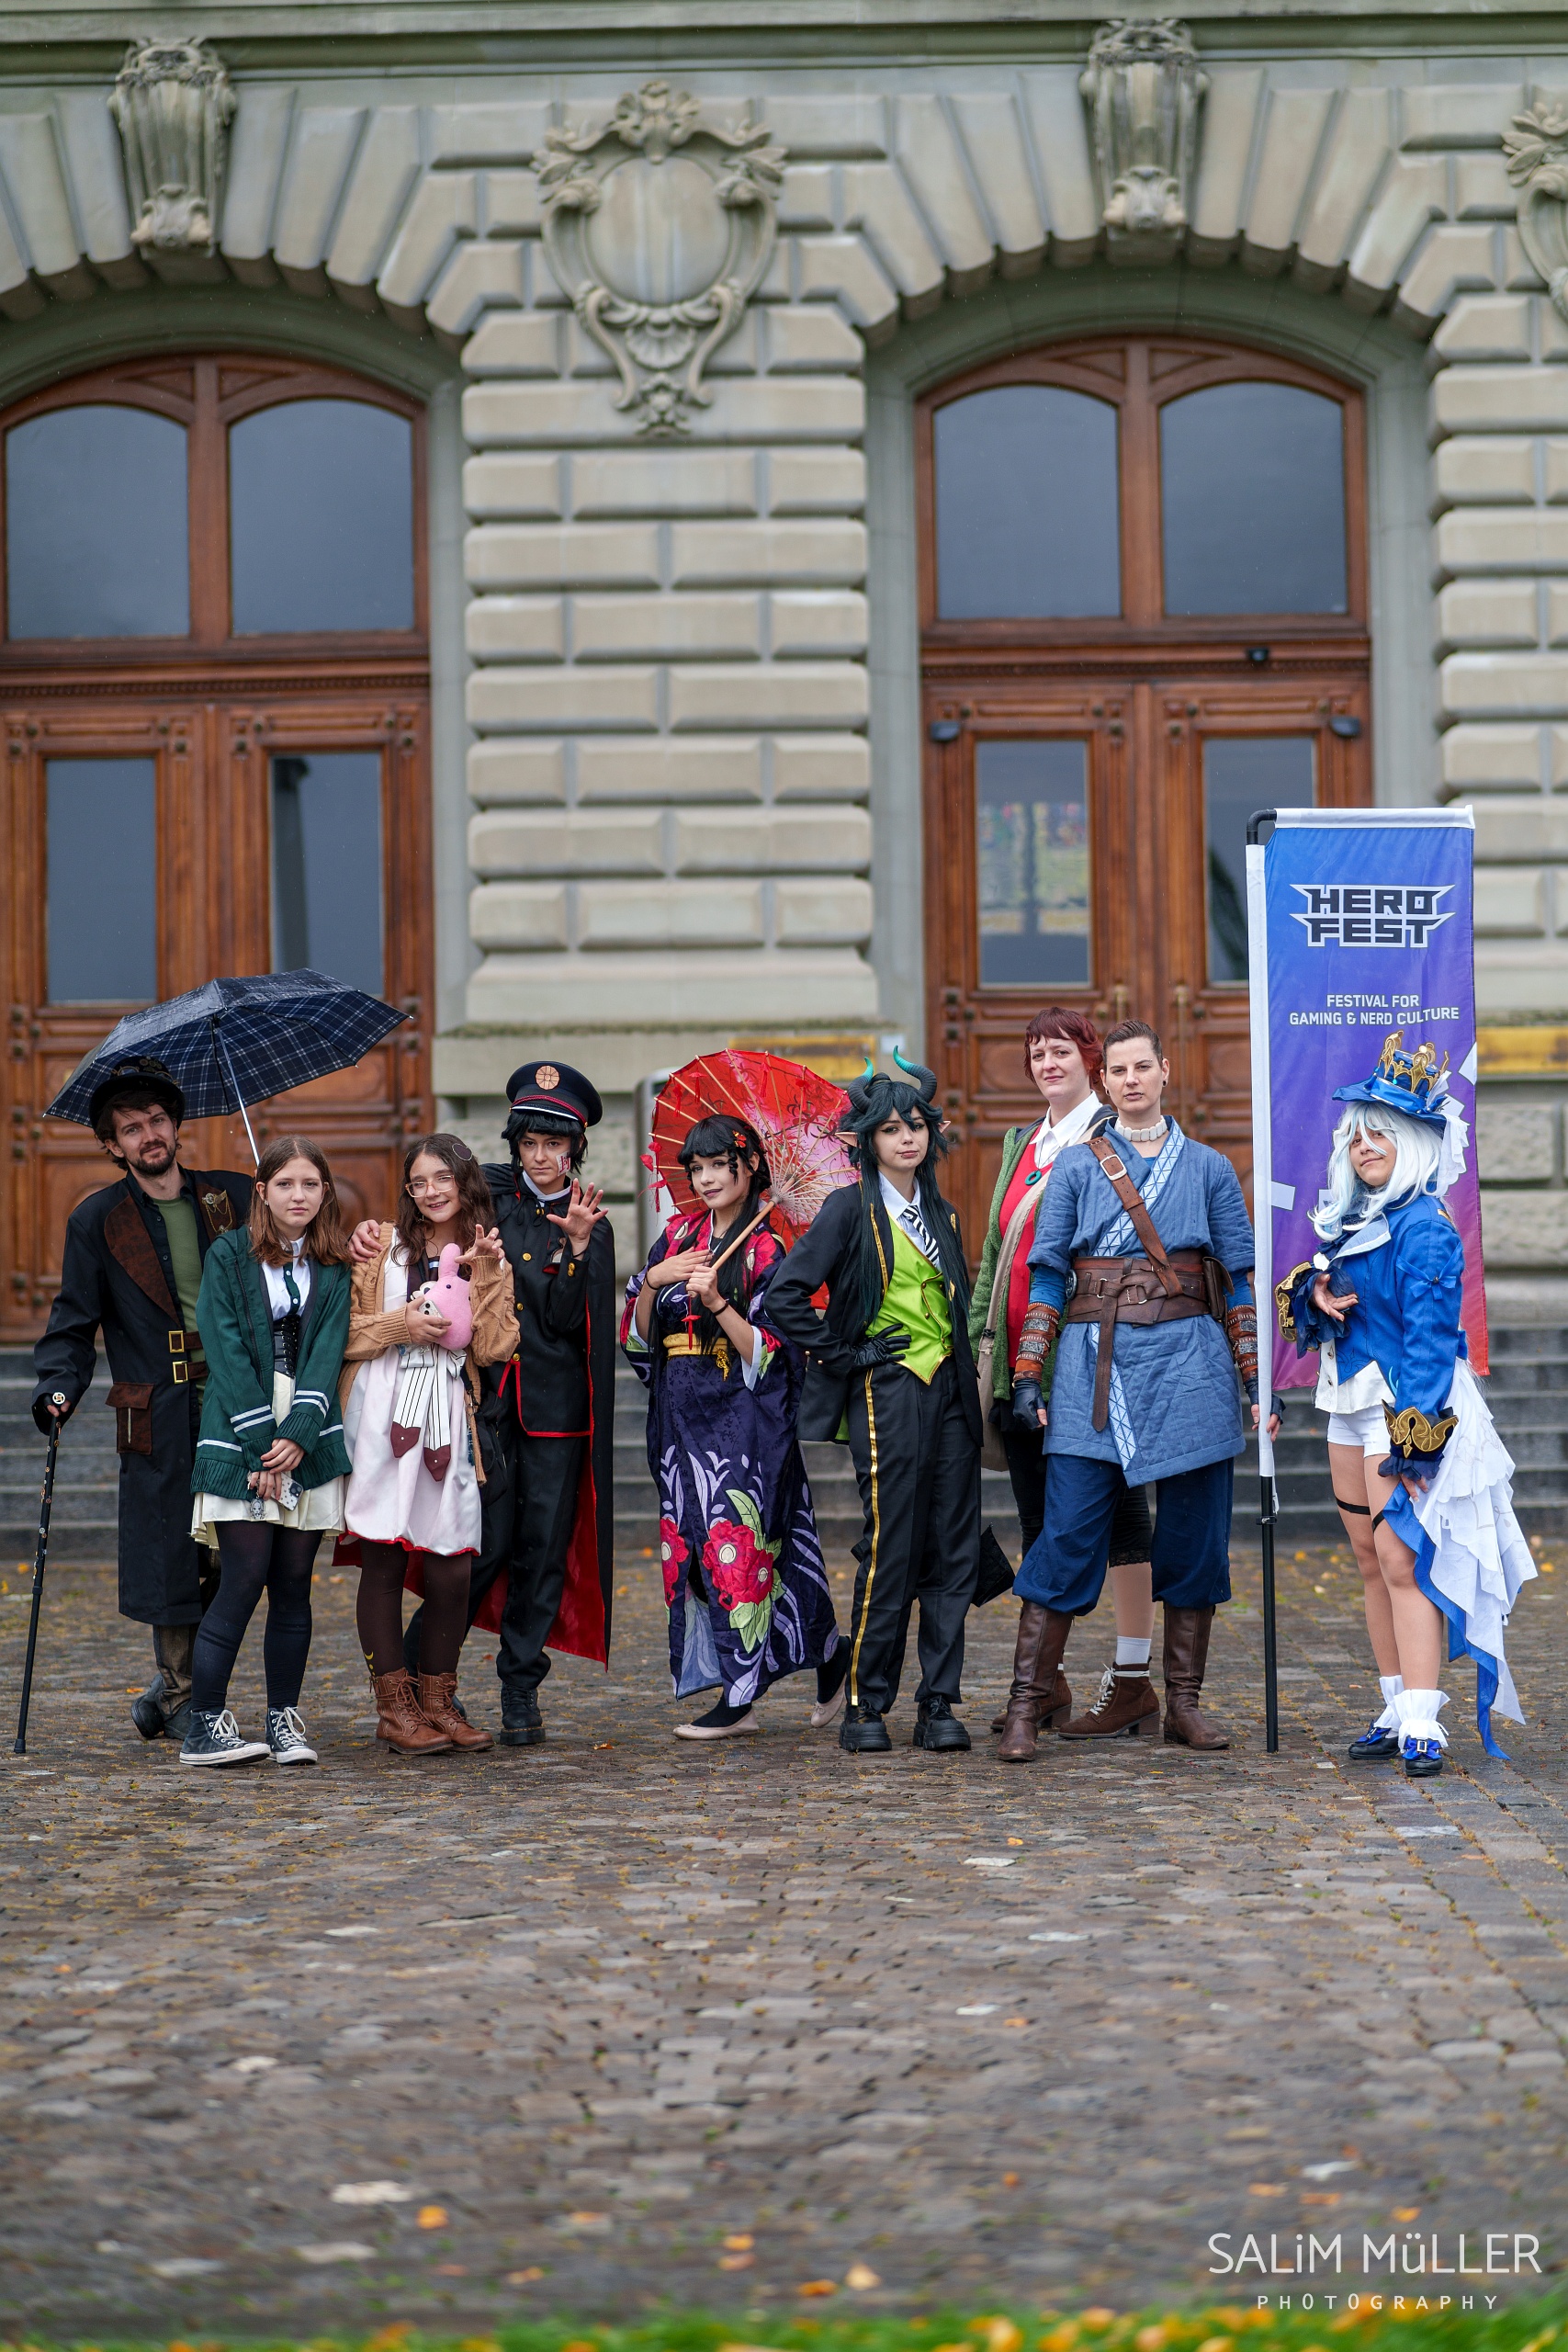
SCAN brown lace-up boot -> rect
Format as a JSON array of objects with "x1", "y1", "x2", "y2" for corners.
[
  {"x1": 370, "y1": 1667, "x2": 454, "y2": 1757},
  {"x1": 418, "y1": 1671, "x2": 495, "y2": 1752},
  {"x1": 997, "y1": 1603, "x2": 1076, "y2": 1762},
  {"x1": 990, "y1": 1670, "x2": 1071, "y2": 1737},
  {"x1": 1060, "y1": 1663, "x2": 1160, "y2": 1740},
  {"x1": 1162, "y1": 1606, "x2": 1230, "y2": 1750}
]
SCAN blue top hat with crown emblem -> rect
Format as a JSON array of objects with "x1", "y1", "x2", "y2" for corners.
[{"x1": 1332, "y1": 1028, "x2": 1451, "y2": 1132}]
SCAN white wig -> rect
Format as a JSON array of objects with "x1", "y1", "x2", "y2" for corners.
[{"x1": 1311, "y1": 1101, "x2": 1445, "y2": 1243}]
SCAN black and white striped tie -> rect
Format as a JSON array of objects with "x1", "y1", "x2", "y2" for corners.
[{"x1": 897, "y1": 1198, "x2": 939, "y2": 1264}]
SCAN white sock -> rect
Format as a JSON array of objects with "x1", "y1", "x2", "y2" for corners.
[
  {"x1": 1373, "y1": 1672, "x2": 1404, "y2": 1730},
  {"x1": 1115, "y1": 1636, "x2": 1152, "y2": 1671},
  {"x1": 1395, "y1": 1687, "x2": 1450, "y2": 1747}
]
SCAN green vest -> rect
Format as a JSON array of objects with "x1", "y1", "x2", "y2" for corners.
[{"x1": 868, "y1": 1220, "x2": 953, "y2": 1383}]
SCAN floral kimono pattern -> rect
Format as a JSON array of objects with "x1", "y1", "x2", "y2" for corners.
[{"x1": 621, "y1": 1210, "x2": 840, "y2": 1706}]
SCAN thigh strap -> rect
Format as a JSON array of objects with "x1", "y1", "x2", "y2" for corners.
[
  {"x1": 1371, "y1": 1508, "x2": 1386, "y2": 1532},
  {"x1": 1333, "y1": 1495, "x2": 1371, "y2": 1515}
]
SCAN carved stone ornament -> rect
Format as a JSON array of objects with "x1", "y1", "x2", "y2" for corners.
[
  {"x1": 538, "y1": 81, "x2": 785, "y2": 436},
  {"x1": 1080, "y1": 18, "x2": 1207, "y2": 260},
  {"x1": 1505, "y1": 100, "x2": 1568, "y2": 320},
  {"x1": 110, "y1": 36, "x2": 236, "y2": 254}
]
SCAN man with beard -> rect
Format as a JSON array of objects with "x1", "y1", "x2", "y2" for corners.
[{"x1": 32, "y1": 1059, "x2": 254, "y2": 1742}]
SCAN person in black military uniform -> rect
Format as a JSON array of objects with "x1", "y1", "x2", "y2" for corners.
[
  {"x1": 31, "y1": 1059, "x2": 254, "y2": 1741},
  {"x1": 405, "y1": 1060, "x2": 616, "y2": 1745}
]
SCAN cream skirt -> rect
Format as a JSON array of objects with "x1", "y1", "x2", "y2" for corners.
[{"x1": 192, "y1": 1371, "x2": 344, "y2": 1546}]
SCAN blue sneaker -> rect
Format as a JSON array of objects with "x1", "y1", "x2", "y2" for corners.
[
  {"x1": 1348, "y1": 1719, "x2": 1401, "y2": 1761},
  {"x1": 1403, "y1": 1736, "x2": 1445, "y2": 1780}
]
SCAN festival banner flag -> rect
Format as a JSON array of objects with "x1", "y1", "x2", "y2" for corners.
[{"x1": 1247, "y1": 807, "x2": 1483, "y2": 1430}]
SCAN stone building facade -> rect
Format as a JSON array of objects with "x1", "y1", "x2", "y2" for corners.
[{"x1": 3, "y1": 6, "x2": 1568, "y2": 1320}]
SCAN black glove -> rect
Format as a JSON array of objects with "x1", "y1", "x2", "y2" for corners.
[
  {"x1": 31, "y1": 1391, "x2": 73, "y2": 1436},
  {"x1": 849, "y1": 1329, "x2": 909, "y2": 1371},
  {"x1": 1010, "y1": 1376, "x2": 1045, "y2": 1428}
]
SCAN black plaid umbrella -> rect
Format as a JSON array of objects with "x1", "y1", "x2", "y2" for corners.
[{"x1": 46, "y1": 971, "x2": 408, "y2": 1163}]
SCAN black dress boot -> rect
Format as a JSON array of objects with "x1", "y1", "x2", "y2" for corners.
[
  {"x1": 913, "y1": 1695, "x2": 971, "y2": 1752},
  {"x1": 130, "y1": 1674, "x2": 167, "y2": 1740},
  {"x1": 839, "y1": 1702, "x2": 893, "y2": 1754},
  {"x1": 500, "y1": 1689, "x2": 545, "y2": 1747}
]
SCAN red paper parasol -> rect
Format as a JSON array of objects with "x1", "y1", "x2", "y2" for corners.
[{"x1": 647, "y1": 1049, "x2": 853, "y2": 1246}]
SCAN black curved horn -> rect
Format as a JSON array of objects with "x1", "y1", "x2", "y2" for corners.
[
  {"x1": 892, "y1": 1046, "x2": 938, "y2": 1101},
  {"x1": 842, "y1": 1056, "x2": 878, "y2": 1117}
]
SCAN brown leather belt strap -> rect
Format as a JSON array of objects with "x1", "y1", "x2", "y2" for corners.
[
  {"x1": 1085, "y1": 1135, "x2": 1184, "y2": 1299},
  {"x1": 1066, "y1": 1253, "x2": 1210, "y2": 1430}
]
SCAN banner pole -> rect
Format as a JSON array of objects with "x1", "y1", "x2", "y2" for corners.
[{"x1": 1246, "y1": 813, "x2": 1280, "y2": 1756}]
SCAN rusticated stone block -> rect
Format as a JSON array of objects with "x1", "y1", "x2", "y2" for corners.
[
  {"x1": 670, "y1": 806, "x2": 871, "y2": 873},
  {"x1": 1438, "y1": 579, "x2": 1540, "y2": 650},
  {"x1": 670, "y1": 519, "x2": 866, "y2": 588},
  {"x1": 578, "y1": 879, "x2": 764, "y2": 949},
  {"x1": 1474, "y1": 864, "x2": 1549, "y2": 934},
  {"x1": 576, "y1": 737, "x2": 764, "y2": 803},
  {"x1": 1433, "y1": 368, "x2": 1568, "y2": 435},
  {"x1": 466, "y1": 524, "x2": 660, "y2": 591},
  {"x1": 464, "y1": 454, "x2": 563, "y2": 521},
  {"x1": 465, "y1": 595, "x2": 565, "y2": 662},
  {"x1": 1441, "y1": 654, "x2": 1568, "y2": 719},
  {"x1": 467, "y1": 666, "x2": 660, "y2": 731},
  {"x1": 668, "y1": 662, "x2": 869, "y2": 730},
  {"x1": 770, "y1": 591, "x2": 869, "y2": 658},
  {"x1": 773, "y1": 734, "x2": 871, "y2": 798},
  {"x1": 1441, "y1": 723, "x2": 1543, "y2": 792},
  {"x1": 468, "y1": 739, "x2": 566, "y2": 805},
  {"x1": 573, "y1": 594, "x2": 762, "y2": 662},
  {"x1": 470, "y1": 808, "x2": 665, "y2": 876},
  {"x1": 774, "y1": 876, "x2": 875, "y2": 944},
  {"x1": 469, "y1": 881, "x2": 569, "y2": 951},
  {"x1": 1438, "y1": 511, "x2": 1568, "y2": 575},
  {"x1": 570, "y1": 449, "x2": 759, "y2": 519},
  {"x1": 1478, "y1": 1101, "x2": 1558, "y2": 1180},
  {"x1": 1433, "y1": 437, "x2": 1536, "y2": 508},
  {"x1": 769, "y1": 447, "x2": 866, "y2": 514}
]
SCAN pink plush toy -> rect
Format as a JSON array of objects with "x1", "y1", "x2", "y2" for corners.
[{"x1": 409, "y1": 1242, "x2": 474, "y2": 1351}]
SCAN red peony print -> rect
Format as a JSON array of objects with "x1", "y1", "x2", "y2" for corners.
[
  {"x1": 659, "y1": 1516, "x2": 687, "y2": 1604},
  {"x1": 703, "y1": 1519, "x2": 774, "y2": 1609}
]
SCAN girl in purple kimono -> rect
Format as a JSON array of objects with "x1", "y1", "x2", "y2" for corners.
[{"x1": 622, "y1": 1115, "x2": 844, "y2": 1741}]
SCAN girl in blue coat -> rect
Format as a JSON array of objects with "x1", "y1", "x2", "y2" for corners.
[{"x1": 1280, "y1": 1034, "x2": 1534, "y2": 1775}]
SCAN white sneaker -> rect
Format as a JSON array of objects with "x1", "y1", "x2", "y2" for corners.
[
  {"x1": 267, "y1": 1706, "x2": 318, "y2": 1765},
  {"x1": 180, "y1": 1708, "x2": 269, "y2": 1766}
]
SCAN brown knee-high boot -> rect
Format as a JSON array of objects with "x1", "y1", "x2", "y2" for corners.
[
  {"x1": 998, "y1": 1603, "x2": 1076, "y2": 1763},
  {"x1": 1162, "y1": 1606, "x2": 1229, "y2": 1750}
]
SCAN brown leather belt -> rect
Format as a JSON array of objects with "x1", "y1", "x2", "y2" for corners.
[{"x1": 1066, "y1": 1250, "x2": 1213, "y2": 1431}]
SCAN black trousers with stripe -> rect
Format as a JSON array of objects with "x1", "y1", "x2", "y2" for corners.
[{"x1": 843, "y1": 1354, "x2": 980, "y2": 1716}]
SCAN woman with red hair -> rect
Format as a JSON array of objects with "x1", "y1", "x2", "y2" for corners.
[{"x1": 968, "y1": 1009, "x2": 1159, "y2": 1740}]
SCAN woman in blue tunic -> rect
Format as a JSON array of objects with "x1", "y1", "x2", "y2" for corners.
[
  {"x1": 1279, "y1": 1032, "x2": 1535, "y2": 1775},
  {"x1": 622, "y1": 1115, "x2": 843, "y2": 1741}
]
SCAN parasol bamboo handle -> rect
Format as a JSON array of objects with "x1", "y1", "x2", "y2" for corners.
[{"x1": 706, "y1": 1204, "x2": 772, "y2": 1274}]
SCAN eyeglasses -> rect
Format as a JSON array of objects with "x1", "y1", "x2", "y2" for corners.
[{"x1": 407, "y1": 1175, "x2": 456, "y2": 1196}]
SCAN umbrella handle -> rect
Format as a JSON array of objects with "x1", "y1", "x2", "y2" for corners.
[
  {"x1": 209, "y1": 1017, "x2": 262, "y2": 1169},
  {"x1": 707, "y1": 1204, "x2": 772, "y2": 1273}
]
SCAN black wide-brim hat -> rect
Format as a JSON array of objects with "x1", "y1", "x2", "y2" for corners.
[
  {"x1": 87, "y1": 1056, "x2": 186, "y2": 1133},
  {"x1": 503, "y1": 1059, "x2": 603, "y2": 1132}
]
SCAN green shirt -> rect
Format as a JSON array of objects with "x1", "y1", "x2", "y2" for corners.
[
  {"x1": 155, "y1": 1193, "x2": 204, "y2": 1332},
  {"x1": 868, "y1": 1221, "x2": 954, "y2": 1383}
]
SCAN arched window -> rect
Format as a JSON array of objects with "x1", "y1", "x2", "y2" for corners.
[
  {"x1": 2, "y1": 354, "x2": 433, "y2": 1332},
  {"x1": 918, "y1": 334, "x2": 1371, "y2": 1237}
]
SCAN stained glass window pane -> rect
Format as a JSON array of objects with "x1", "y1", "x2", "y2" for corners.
[
  {"x1": 1203, "y1": 736, "x2": 1316, "y2": 983},
  {"x1": 231, "y1": 401, "x2": 414, "y2": 634},
  {"x1": 271, "y1": 752, "x2": 384, "y2": 994},
  {"x1": 7, "y1": 407, "x2": 188, "y2": 639},
  {"x1": 934, "y1": 386, "x2": 1120, "y2": 619},
  {"x1": 1161, "y1": 382, "x2": 1347, "y2": 616},
  {"x1": 47, "y1": 758, "x2": 157, "y2": 1002},
  {"x1": 976, "y1": 740, "x2": 1091, "y2": 987}
]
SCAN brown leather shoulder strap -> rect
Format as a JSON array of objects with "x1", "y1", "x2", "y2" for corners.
[{"x1": 1084, "y1": 1136, "x2": 1182, "y2": 1299}]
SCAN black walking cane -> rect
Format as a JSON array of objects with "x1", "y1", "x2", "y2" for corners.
[{"x1": 13, "y1": 1403, "x2": 64, "y2": 1756}]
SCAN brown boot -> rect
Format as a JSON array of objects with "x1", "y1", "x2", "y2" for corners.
[
  {"x1": 371, "y1": 1667, "x2": 454, "y2": 1757},
  {"x1": 990, "y1": 1669, "x2": 1071, "y2": 1737},
  {"x1": 1162, "y1": 1607, "x2": 1230, "y2": 1750},
  {"x1": 418, "y1": 1671, "x2": 494, "y2": 1752},
  {"x1": 997, "y1": 1604, "x2": 1075, "y2": 1762},
  {"x1": 1060, "y1": 1664, "x2": 1160, "y2": 1740}
]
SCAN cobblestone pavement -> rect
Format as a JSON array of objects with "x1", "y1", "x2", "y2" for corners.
[{"x1": 3, "y1": 1526, "x2": 1567, "y2": 2336}]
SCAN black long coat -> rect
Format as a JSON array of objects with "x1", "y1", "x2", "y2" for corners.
[
  {"x1": 477, "y1": 1165, "x2": 617, "y2": 1662},
  {"x1": 763, "y1": 1179, "x2": 984, "y2": 1447},
  {"x1": 31, "y1": 1167, "x2": 254, "y2": 1624}
]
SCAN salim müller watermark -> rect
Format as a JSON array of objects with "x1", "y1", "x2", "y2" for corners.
[{"x1": 1207, "y1": 2230, "x2": 1544, "y2": 2311}]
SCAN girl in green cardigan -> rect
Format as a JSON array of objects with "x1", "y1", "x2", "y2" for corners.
[{"x1": 183, "y1": 1136, "x2": 354, "y2": 1768}]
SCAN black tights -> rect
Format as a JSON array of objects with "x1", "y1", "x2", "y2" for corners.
[
  {"x1": 190, "y1": 1522, "x2": 321, "y2": 1714},
  {"x1": 356, "y1": 1544, "x2": 472, "y2": 1679}
]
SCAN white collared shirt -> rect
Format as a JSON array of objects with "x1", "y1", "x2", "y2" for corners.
[
  {"x1": 261, "y1": 1241, "x2": 310, "y2": 1318},
  {"x1": 1032, "y1": 1089, "x2": 1103, "y2": 1171},
  {"x1": 879, "y1": 1170, "x2": 939, "y2": 1264}
]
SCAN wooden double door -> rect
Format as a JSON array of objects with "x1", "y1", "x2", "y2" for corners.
[
  {"x1": 2, "y1": 686, "x2": 432, "y2": 1340},
  {"x1": 924, "y1": 666, "x2": 1371, "y2": 1250}
]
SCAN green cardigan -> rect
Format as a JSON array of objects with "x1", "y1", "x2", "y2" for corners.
[
  {"x1": 191, "y1": 1229, "x2": 353, "y2": 1501},
  {"x1": 966, "y1": 1123, "x2": 1038, "y2": 1402}
]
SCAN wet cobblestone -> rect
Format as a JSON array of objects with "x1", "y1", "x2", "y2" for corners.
[{"x1": 2, "y1": 1530, "x2": 1565, "y2": 2332}]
